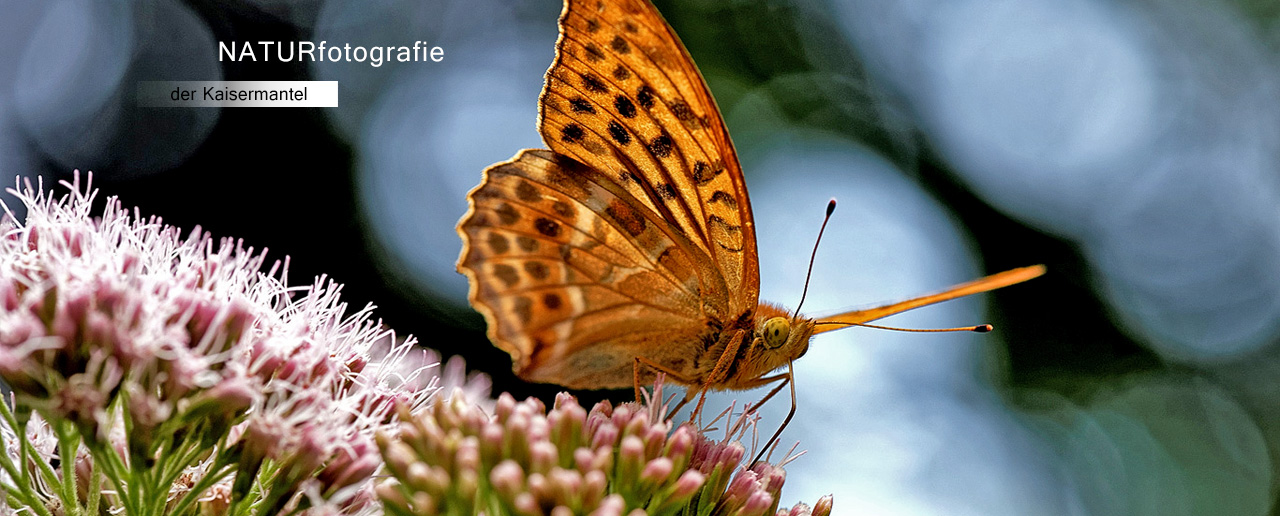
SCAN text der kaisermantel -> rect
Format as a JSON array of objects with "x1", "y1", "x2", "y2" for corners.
[{"x1": 181, "y1": 85, "x2": 308, "y2": 102}]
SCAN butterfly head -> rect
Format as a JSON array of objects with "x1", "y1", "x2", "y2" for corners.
[{"x1": 752, "y1": 303, "x2": 817, "y2": 363}]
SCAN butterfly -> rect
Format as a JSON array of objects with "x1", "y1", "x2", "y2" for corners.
[{"x1": 457, "y1": 0, "x2": 1044, "y2": 433}]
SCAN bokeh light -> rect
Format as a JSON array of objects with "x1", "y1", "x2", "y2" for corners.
[
  {"x1": 13, "y1": 0, "x2": 220, "y2": 177},
  {"x1": 832, "y1": 0, "x2": 1280, "y2": 365}
]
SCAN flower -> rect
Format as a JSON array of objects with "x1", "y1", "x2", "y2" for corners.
[
  {"x1": 377, "y1": 378, "x2": 831, "y2": 516},
  {"x1": 0, "y1": 174, "x2": 472, "y2": 515}
]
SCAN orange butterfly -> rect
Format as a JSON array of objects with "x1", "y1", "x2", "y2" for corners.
[{"x1": 457, "y1": 0, "x2": 1043, "y2": 434}]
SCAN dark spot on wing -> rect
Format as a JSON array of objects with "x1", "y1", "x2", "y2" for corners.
[
  {"x1": 709, "y1": 190, "x2": 737, "y2": 208},
  {"x1": 691, "y1": 161, "x2": 712, "y2": 184},
  {"x1": 535, "y1": 217, "x2": 562, "y2": 237},
  {"x1": 584, "y1": 43, "x2": 605, "y2": 62},
  {"x1": 648, "y1": 135, "x2": 673, "y2": 158},
  {"x1": 515, "y1": 180, "x2": 539, "y2": 202},
  {"x1": 494, "y1": 264, "x2": 519, "y2": 287},
  {"x1": 623, "y1": 21, "x2": 637, "y2": 33},
  {"x1": 552, "y1": 200, "x2": 576, "y2": 218},
  {"x1": 524, "y1": 261, "x2": 550, "y2": 280},
  {"x1": 543, "y1": 293, "x2": 563, "y2": 309},
  {"x1": 585, "y1": 18, "x2": 600, "y2": 33},
  {"x1": 610, "y1": 36, "x2": 630, "y2": 54},
  {"x1": 487, "y1": 233, "x2": 509, "y2": 254},
  {"x1": 612, "y1": 65, "x2": 630, "y2": 81},
  {"x1": 496, "y1": 203, "x2": 519, "y2": 225},
  {"x1": 669, "y1": 100, "x2": 694, "y2": 121},
  {"x1": 517, "y1": 236, "x2": 538, "y2": 252},
  {"x1": 692, "y1": 161, "x2": 725, "y2": 185},
  {"x1": 615, "y1": 95, "x2": 636, "y2": 118},
  {"x1": 657, "y1": 183, "x2": 677, "y2": 200},
  {"x1": 636, "y1": 85, "x2": 655, "y2": 109},
  {"x1": 608, "y1": 121, "x2": 630, "y2": 145},
  {"x1": 569, "y1": 97, "x2": 595, "y2": 114},
  {"x1": 561, "y1": 124, "x2": 585, "y2": 144},
  {"x1": 581, "y1": 73, "x2": 607, "y2": 94}
]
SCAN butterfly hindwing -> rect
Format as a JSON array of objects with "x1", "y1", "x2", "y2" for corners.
[
  {"x1": 458, "y1": 149, "x2": 720, "y2": 388},
  {"x1": 538, "y1": 0, "x2": 760, "y2": 314}
]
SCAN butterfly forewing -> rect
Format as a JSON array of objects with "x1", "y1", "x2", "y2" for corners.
[
  {"x1": 459, "y1": 150, "x2": 717, "y2": 388},
  {"x1": 538, "y1": 0, "x2": 760, "y2": 314}
]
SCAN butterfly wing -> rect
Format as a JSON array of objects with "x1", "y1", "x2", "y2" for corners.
[
  {"x1": 538, "y1": 0, "x2": 760, "y2": 316},
  {"x1": 458, "y1": 150, "x2": 719, "y2": 388}
]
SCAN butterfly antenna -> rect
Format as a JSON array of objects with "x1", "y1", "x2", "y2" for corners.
[{"x1": 794, "y1": 199, "x2": 836, "y2": 316}]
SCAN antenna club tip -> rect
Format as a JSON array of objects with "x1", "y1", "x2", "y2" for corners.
[
  {"x1": 973, "y1": 324, "x2": 993, "y2": 333},
  {"x1": 826, "y1": 199, "x2": 837, "y2": 215}
]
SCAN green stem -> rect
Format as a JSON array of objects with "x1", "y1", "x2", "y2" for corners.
[
  {"x1": 54, "y1": 421, "x2": 82, "y2": 516},
  {"x1": 85, "y1": 458, "x2": 103, "y2": 515},
  {"x1": 85, "y1": 440, "x2": 135, "y2": 515},
  {"x1": 6, "y1": 489, "x2": 56, "y2": 516},
  {"x1": 112, "y1": 388, "x2": 144, "y2": 516}
]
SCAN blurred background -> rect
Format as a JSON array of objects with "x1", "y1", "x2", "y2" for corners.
[{"x1": 3, "y1": 0, "x2": 1280, "y2": 514}]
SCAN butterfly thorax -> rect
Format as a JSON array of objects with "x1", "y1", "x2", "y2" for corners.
[{"x1": 699, "y1": 302, "x2": 815, "y2": 391}]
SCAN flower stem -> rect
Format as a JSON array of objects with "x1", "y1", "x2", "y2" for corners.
[
  {"x1": 85, "y1": 439, "x2": 137, "y2": 515},
  {"x1": 54, "y1": 421, "x2": 82, "y2": 516},
  {"x1": 85, "y1": 458, "x2": 103, "y2": 515}
]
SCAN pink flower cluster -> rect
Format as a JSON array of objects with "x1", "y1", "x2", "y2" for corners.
[
  {"x1": 378, "y1": 388, "x2": 832, "y2": 516},
  {"x1": 0, "y1": 175, "x2": 445, "y2": 515}
]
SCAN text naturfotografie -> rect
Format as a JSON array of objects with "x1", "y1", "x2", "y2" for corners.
[{"x1": 218, "y1": 41, "x2": 444, "y2": 67}]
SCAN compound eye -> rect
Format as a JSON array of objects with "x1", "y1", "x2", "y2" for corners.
[{"x1": 761, "y1": 317, "x2": 791, "y2": 349}]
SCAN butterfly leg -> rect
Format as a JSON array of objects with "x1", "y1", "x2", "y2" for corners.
[
  {"x1": 723, "y1": 371, "x2": 790, "y2": 444},
  {"x1": 689, "y1": 329, "x2": 748, "y2": 424},
  {"x1": 633, "y1": 356, "x2": 698, "y2": 405},
  {"x1": 736, "y1": 362, "x2": 796, "y2": 466}
]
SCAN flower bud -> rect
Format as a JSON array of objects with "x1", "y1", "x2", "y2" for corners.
[
  {"x1": 530, "y1": 439, "x2": 558, "y2": 474},
  {"x1": 588, "y1": 494, "x2": 625, "y2": 516},
  {"x1": 591, "y1": 422, "x2": 619, "y2": 451},
  {"x1": 490, "y1": 460, "x2": 525, "y2": 502},
  {"x1": 617, "y1": 436, "x2": 646, "y2": 487},
  {"x1": 640, "y1": 457, "x2": 673, "y2": 487},
  {"x1": 738, "y1": 490, "x2": 774, "y2": 516},
  {"x1": 812, "y1": 495, "x2": 833, "y2": 516}
]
